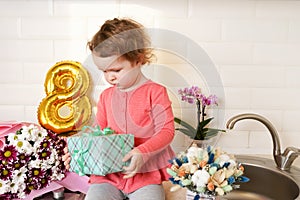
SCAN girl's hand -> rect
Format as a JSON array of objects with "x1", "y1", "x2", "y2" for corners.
[
  {"x1": 62, "y1": 147, "x2": 71, "y2": 170},
  {"x1": 122, "y1": 148, "x2": 144, "y2": 179}
]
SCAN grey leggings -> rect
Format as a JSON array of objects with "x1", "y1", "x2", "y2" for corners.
[{"x1": 84, "y1": 183, "x2": 165, "y2": 200}]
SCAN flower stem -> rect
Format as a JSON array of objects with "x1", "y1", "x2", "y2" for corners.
[
  {"x1": 196, "y1": 99, "x2": 202, "y2": 140},
  {"x1": 196, "y1": 99, "x2": 201, "y2": 124},
  {"x1": 202, "y1": 105, "x2": 206, "y2": 122}
]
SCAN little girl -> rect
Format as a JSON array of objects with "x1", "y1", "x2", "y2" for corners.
[{"x1": 65, "y1": 18, "x2": 175, "y2": 200}]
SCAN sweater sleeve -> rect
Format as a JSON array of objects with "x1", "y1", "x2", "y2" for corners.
[{"x1": 135, "y1": 86, "x2": 175, "y2": 161}]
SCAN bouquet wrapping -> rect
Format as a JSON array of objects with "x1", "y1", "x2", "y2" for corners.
[{"x1": 0, "y1": 123, "x2": 66, "y2": 199}]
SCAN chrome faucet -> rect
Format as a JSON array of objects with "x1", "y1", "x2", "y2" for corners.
[{"x1": 226, "y1": 113, "x2": 300, "y2": 171}]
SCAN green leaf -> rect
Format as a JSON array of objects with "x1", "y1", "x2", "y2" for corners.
[
  {"x1": 174, "y1": 117, "x2": 196, "y2": 133},
  {"x1": 198, "y1": 117, "x2": 214, "y2": 129},
  {"x1": 175, "y1": 128, "x2": 196, "y2": 139},
  {"x1": 175, "y1": 116, "x2": 226, "y2": 140},
  {"x1": 205, "y1": 128, "x2": 219, "y2": 138},
  {"x1": 205, "y1": 128, "x2": 226, "y2": 139}
]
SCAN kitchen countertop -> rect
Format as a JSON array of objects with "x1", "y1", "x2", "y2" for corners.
[
  {"x1": 33, "y1": 154, "x2": 300, "y2": 200},
  {"x1": 252, "y1": 154, "x2": 300, "y2": 168}
]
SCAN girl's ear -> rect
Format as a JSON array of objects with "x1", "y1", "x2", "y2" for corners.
[
  {"x1": 136, "y1": 61, "x2": 142, "y2": 66},
  {"x1": 137, "y1": 54, "x2": 145, "y2": 65}
]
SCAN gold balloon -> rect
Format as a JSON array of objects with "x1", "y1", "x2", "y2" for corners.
[{"x1": 38, "y1": 61, "x2": 91, "y2": 135}]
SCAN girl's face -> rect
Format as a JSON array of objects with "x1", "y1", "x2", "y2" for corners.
[{"x1": 92, "y1": 54, "x2": 142, "y2": 90}]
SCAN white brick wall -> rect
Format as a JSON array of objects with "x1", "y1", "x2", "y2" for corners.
[{"x1": 0, "y1": 0, "x2": 300, "y2": 166}]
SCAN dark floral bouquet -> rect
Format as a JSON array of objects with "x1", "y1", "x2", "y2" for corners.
[
  {"x1": 0, "y1": 124, "x2": 66, "y2": 199},
  {"x1": 167, "y1": 145, "x2": 250, "y2": 199},
  {"x1": 175, "y1": 86, "x2": 225, "y2": 140}
]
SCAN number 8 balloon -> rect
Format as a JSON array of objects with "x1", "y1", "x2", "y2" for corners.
[{"x1": 38, "y1": 61, "x2": 92, "y2": 135}]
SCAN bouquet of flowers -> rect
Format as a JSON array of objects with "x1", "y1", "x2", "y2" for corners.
[
  {"x1": 0, "y1": 124, "x2": 66, "y2": 199},
  {"x1": 167, "y1": 145, "x2": 249, "y2": 199}
]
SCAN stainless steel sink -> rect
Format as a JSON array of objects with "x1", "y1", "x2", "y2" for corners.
[
  {"x1": 224, "y1": 113, "x2": 300, "y2": 199},
  {"x1": 222, "y1": 155, "x2": 300, "y2": 200}
]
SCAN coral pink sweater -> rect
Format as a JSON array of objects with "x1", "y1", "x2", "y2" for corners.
[{"x1": 90, "y1": 80, "x2": 175, "y2": 193}]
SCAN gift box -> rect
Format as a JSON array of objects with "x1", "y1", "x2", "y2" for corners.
[{"x1": 67, "y1": 126, "x2": 134, "y2": 176}]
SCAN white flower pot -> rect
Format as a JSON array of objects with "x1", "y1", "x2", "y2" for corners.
[{"x1": 189, "y1": 135, "x2": 219, "y2": 149}]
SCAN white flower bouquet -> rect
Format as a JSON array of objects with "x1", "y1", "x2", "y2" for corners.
[
  {"x1": 167, "y1": 145, "x2": 249, "y2": 199},
  {"x1": 0, "y1": 124, "x2": 66, "y2": 199}
]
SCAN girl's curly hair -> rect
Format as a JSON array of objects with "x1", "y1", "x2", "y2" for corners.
[{"x1": 87, "y1": 18, "x2": 154, "y2": 65}]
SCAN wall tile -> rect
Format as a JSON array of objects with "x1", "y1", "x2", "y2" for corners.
[
  {"x1": 154, "y1": 50, "x2": 187, "y2": 64},
  {"x1": 225, "y1": 111, "x2": 261, "y2": 132},
  {"x1": 54, "y1": 40, "x2": 90, "y2": 62},
  {"x1": 0, "y1": 62, "x2": 23, "y2": 83},
  {"x1": 0, "y1": 17, "x2": 19, "y2": 38},
  {"x1": 171, "y1": 132, "x2": 188, "y2": 153},
  {"x1": 256, "y1": 1, "x2": 300, "y2": 19},
  {"x1": 250, "y1": 110, "x2": 283, "y2": 132},
  {"x1": 0, "y1": 105, "x2": 25, "y2": 121},
  {"x1": 254, "y1": 43, "x2": 300, "y2": 65},
  {"x1": 21, "y1": 17, "x2": 87, "y2": 39},
  {"x1": 156, "y1": 63, "x2": 207, "y2": 87},
  {"x1": 281, "y1": 131, "x2": 300, "y2": 148},
  {"x1": 251, "y1": 88, "x2": 300, "y2": 109},
  {"x1": 222, "y1": 19, "x2": 288, "y2": 42},
  {"x1": 288, "y1": 20, "x2": 300, "y2": 42},
  {"x1": 151, "y1": 35, "x2": 190, "y2": 62},
  {"x1": 224, "y1": 88, "x2": 252, "y2": 109},
  {"x1": 248, "y1": 131, "x2": 273, "y2": 155},
  {"x1": 25, "y1": 105, "x2": 39, "y2": 124},
  {"x1": 0, "y1": 1, "x2": 52, "y2": 17},
  {"x1": 200, "y1": 43, "x2": 253, "y2": 65},
  {"x1": 174, "y1": 108, "x2": 197, "y2": 127},
  {"x1": 189, "y1": 0, "x2": 256, "y2": 19},
  {"x1": 151, "y1": 64, "x2": 189, "y2": 87},
  {"x1": 251, "y1": 88, "x2": 284, "y2": 109},
  {"x1": 120, "y1": 0, "x2": 188, "y2": 18},
  {"x1": 221, "y1": 65, "x2": 285, "y2": 88},
  {"x1": 0, "y1": 84, "x2": 44, "y2": 105},
  {"x1": 282, "y1": 111, "x2": 300, "y2": 131},
  {"x1": 0, "y1": 40, "x2": 53, "y2": 62},
  {"x1": 82, "y1": 54, "x2": 104, "y2": 88},
  {"x1": 218, "y1": 131, "x2": 249, "y2": 149},
  {"x1": 155, "y1": 18, "x2": 221, "y2": 42},
  {"x1": 285, "y1": 66, "x2": 300, "y2": 88},
  {"x1": 53, "y1": 0, "x2": 119, "y2": 17},
  {"x1": 23, "y1": 62, "x2": 54, "y2": 84},
  {"x1": 87, "y1": 17, "x2": 118, "y2": 40}
]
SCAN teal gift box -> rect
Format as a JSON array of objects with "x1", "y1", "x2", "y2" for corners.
[{"x1": 67, "y1": 126, "x2": 134, "y2": 176}]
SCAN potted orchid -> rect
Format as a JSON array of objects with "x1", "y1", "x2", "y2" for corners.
[{"x1": 175, "y1": 86, "x2": 225, "y2": 141}]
